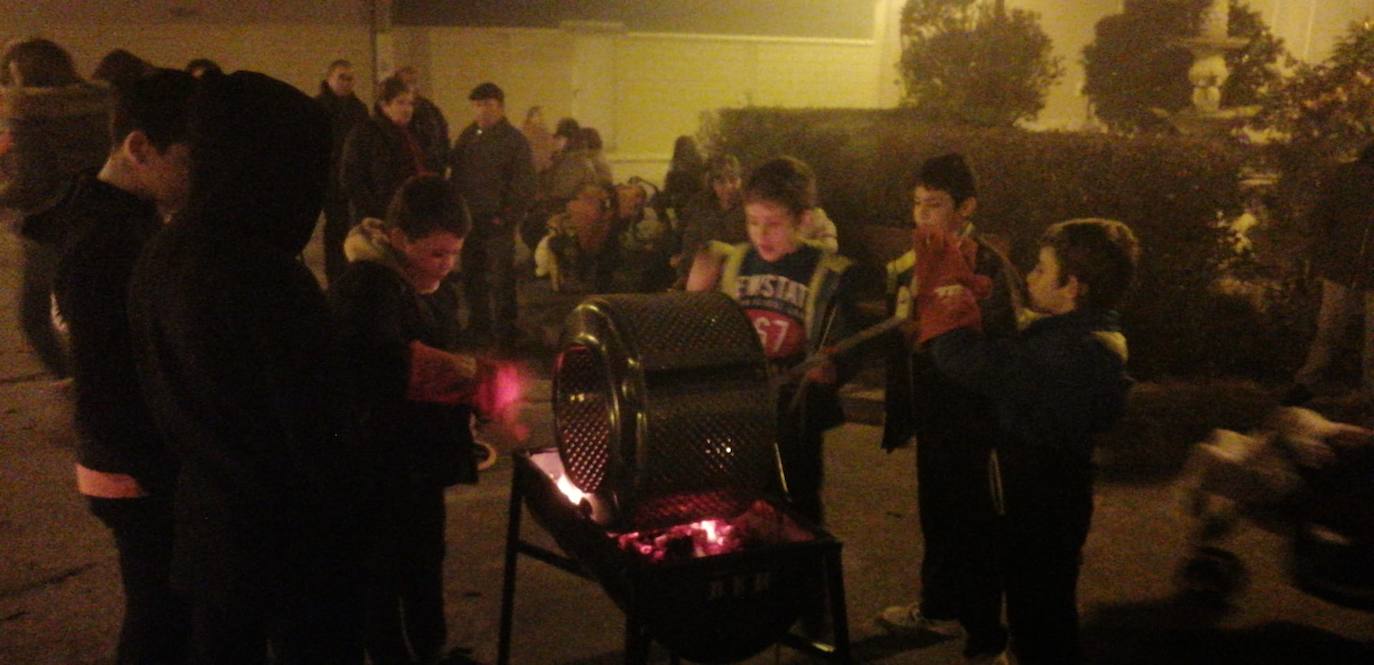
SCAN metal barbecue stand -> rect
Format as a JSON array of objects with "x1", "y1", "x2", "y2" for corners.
[{"x1": 497, "y1": 292, "x2": 852, "y2": 664}]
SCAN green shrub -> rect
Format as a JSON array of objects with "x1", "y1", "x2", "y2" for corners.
[{"x1": 702, "y1": 107, "x2": 1311, "y2": 379}]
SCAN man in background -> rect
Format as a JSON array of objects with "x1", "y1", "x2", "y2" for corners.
[{"x1": 316, "y1": 58, "x2": 369, "y2": 287}]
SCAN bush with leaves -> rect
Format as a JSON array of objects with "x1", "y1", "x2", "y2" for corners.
[
  {"x1": 897, "y1": 0, "x2": 1063, "y2": 127},
  {"x1": 1083, "y1": 0, "x2": 1285, "y2": 133},
  {"x1": 702, "y1": 107, "x2": 1318, "y2": 379},
  {"x1": 1253, "y1": 19, "x2": 1374, "y2": 238}
]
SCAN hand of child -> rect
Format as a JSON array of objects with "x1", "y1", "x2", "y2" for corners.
[{"x1": 804, "y1": 358, "x2": 837, "y2": 385}]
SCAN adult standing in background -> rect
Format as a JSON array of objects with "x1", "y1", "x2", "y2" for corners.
[
  {"x1": 129, "y1": 70, "x2": 364, "y2": 665},
  {"x1": 659, "y1": 135, "x2": 705, "y2": 223},
  {"x1": 521, "y1": 105, "x2": 555, "y2": 174},
  {"x1": 581, "y1": 127, "x2": 613, "y2": 186},
  {"x1": 396, "y1": 65, "x2": 449, "y2": 171},
  {"x1": 341, "y1": 76, "x2": 438, "y2": 226},
  {"x1": 2, "y1": 37, "x2": 111, "y2": 379},
  {"x1": 674, "y1": 153, "x2": 744, "y2": 283},
  {"x1": 1283, "y1": 142, "x2": 1374, "y2": 407},
  {"x1": 316, "y1": 58, "x2": 369, "y2": 286},
  {"x1": 449, "y1": 82, "x2": 534, "y2": 352}
]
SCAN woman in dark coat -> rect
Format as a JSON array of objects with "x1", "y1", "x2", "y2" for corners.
[
  {"x1": 329, "y1": 174, "x2": 485, "y2": 665},
  {"x1": 340, "y1": 76, "x2": 440, "y2": 225}
]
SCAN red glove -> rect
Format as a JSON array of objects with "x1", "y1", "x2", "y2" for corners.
[
  {"x1": 406, "y1": 341, "x2": 479, "y2": 404},
  {"x1": 912, "y1": 226, "x2": 989, "y2": 345}
]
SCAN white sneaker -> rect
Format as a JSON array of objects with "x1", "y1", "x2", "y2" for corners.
[
  {"x1": 875, "y1": 602, "x2": 964, "y2": 639},
  {"x1": 965, "y1": 649, "x2": 1010, "y2": 665}
]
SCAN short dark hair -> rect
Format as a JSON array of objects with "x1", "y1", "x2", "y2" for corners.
[
  {"x1": 743, "y1": 156, "x2": 815, "y2": 217},
  {"x1": 1, "y1": 38, "x2": 81, "y2": 87},
  {"x1": 554, "y1": 117, "x2": 580, "y2": 140},
  {"x1": 377, "y1": 75, "x2": 410, "y2": 104},
  {"x1": 184, "y1": 58, "x2": 222, "y2": 78},
  {"x1": 110, "y1": 68, "x2": 196, "y2": 152},
  {"x1": 326, "y1": 59, "x2": 352, "y2": 74},
  {"x1": 92, "y1": 49, "x2": 154, "y2": 92},
  {"x1": 1040, "y1": 218, "x2": 1139, "y2": 311},
  {"x1": 386, "y1": 174, "x2": 469, "y2": 240},
  {"x1": 580, "y1": 127, "x2": 603, "y2": 151},
  {"x1": 914, "y1": 152, "x2": 977, "y2": 205},
  {"x1": 468, "y1": 82, "x2": 504, "y2": 103}
]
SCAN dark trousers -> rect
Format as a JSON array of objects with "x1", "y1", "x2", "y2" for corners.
[
  {"x1": 19, "y1": 238, "x2": 69, "y2": 377},
  {"x1": 179, "y1": 523, "x2": 365, "y2": 665},
  {"x1": 915, "y1": 431, "x2": 1004, "y2": 653},
  {"x1": 321, "y1": 195, "x2": 352, "y2": 289},
  {"x1": 365, "y1": 484, "x2": 448, "y2": 665},
  {"x1": 88, "y1": 495, "x2": 188, "y2": 665},
  {"x1": 1002, "y1": 480, "x2": 1093, "y2": 665},
  {"x1": 777, "y1": 409, "x2": 825, "y2": 525},
  {"x1": 460, "y1": 215, "x2": 518, "y2": 342}
]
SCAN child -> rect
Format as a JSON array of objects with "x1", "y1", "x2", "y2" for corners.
[
  {"x1": 330, "y1": 174, "x2": 499, "y2": 665},
  {"x1": 915, "y1": 217, "x2": 1139, "y2": 665},
  {"x1": 877, "y1": 154, "x2": 1023, "y2": 654},
  {"x1": 686, "y1": 155, "x2": 857, "y2": 524}
]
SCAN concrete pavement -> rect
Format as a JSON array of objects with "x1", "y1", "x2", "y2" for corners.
[{"x1": 3, "y1": 222, "x2": 1372, "y2": 664}]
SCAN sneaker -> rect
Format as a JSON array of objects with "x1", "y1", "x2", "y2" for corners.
[
  {"x1": 875, "y1": 603, "x2": 964, "y2": 639},
  {"x1": 965, "y1": 649, "x2": 1010, "y2": 665}
]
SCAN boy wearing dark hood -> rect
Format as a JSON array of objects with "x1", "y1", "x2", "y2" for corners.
[{"x1": 129, "y1": 71, "x2": 364, "y2": 664}]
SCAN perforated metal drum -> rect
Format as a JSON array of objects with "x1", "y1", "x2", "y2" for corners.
[{"x1": 553, "y1": 292, "x2": 780, "y2": 529}]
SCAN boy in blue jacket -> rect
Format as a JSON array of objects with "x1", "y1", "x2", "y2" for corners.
[{"x1": 914, "y1": 218, "x2": 1138, "y2": 665}]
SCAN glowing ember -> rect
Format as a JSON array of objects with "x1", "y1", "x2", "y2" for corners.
[{"x1": 614, "y1": 500, "x2": 812, "y2": 563}]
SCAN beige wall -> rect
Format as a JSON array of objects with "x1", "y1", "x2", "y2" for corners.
[
  {"x1": 3, "y1": 0, "x2": 373, "y2": 103},
  {"x1": 16, "y1": 23, "x2": 373, "y2": 102},
  {"x1": 390, "y1": 25, "x2": 880, "y2": 184}
]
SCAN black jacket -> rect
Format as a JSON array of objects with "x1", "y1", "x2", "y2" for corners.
[
  {"x1": 329, "y1": 259, "x2": 477, "y2": 489},
  {"x1": 128, "y1": 72, "x2": 360, "y2": 593},
  {"x1": 315, "y1": 83, "x2": 369, "y2": 199},
  {"x1": 340, "y1": 115, "x2": 433, "y2": 223},
  {"x1": 411, "y1": 95, "x2": 450, "y2": 172},
  {"x1": 1309, "y1": 153, "x2": 1374, "y2": 289},
  {"x1": 449, "y1": 117, "x2": 535, "y2": 223},
  {"x1": 882, "y1": 234, "x2": 1023, "y2": 450},
  {"x1": 929, "y1": 308, "x2": 1132, "y2": 491},
  {"x1": 41, "y1": 173, "x2": 174, "y2": 493}
]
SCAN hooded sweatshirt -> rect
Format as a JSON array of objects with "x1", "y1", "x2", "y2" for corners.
[
  {"x1": 43, "y1": 173, "x2": 173, "y2": 495},
  {"x1": 329, "y1": 219, "x2": 477, "y2": 488},
  {"x1": 128, "y1": 71, "x2": 359, "y2": 594}
]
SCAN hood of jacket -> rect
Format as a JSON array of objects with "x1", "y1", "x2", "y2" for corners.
[
  {"x1": 178, "y1": 71, "x2": 331, "y2": 255},
  {"x1": 343, "y1": 217, "x2": 406, "y2": 276}
]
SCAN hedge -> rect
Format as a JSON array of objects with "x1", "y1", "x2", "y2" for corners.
[{"x1": 702, "y1": 108, "x2": 1312, "y2": 379}]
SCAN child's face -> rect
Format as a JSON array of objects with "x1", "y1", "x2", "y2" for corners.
[
  {"x1": 913, "y1": 186, "x2": 973, "y2": 233},
  {"x1": 393, "y1": 229, "x2": 464, "y2": 294},
  {"x1": 1027, "y1": 246, "x2": 1079, "y2": 315},
  {"x1": 745, "y1": 200, "x2": 802, "y2": 262},
  {"x1": 381, "y1": 91, "x2": 416, "y2": 127},
  {"x1": 712, "y1": 175, "x2": 742, "y2": 209}
]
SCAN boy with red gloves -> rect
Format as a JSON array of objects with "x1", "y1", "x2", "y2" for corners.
[
  {"x1": 878, "y1": 154, "x2": 1023, "y2": 659},
  {"x1": 916, "y1": 217, "x2": 1139, "y2": 665}
]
